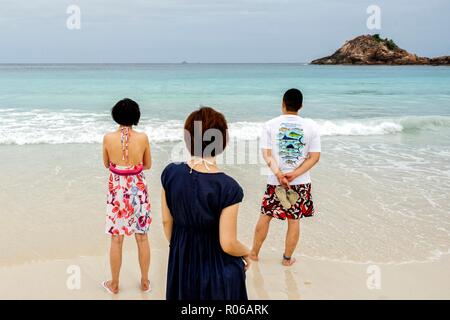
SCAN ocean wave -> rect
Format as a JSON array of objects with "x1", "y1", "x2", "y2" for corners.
[
  {"x1": 318, "y1": 119, "x2": 403, "y2": 136},
  {"x1": 317, "y1": 116, "x2": 450, "y2": 136},
  {"x1": 0, "y1": 110, "x2": 449, "y2": 145}
]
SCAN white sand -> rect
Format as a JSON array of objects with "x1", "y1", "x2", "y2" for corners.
[
  {"x1": 1, "y1": 248, "x2": 449, "y2": 299},
  {"x1": 1, "y1": 143, "x2": 449, "y2": 299},
  {"x1": 1, "y1": 206, "x2": 449, "y2": 300}
]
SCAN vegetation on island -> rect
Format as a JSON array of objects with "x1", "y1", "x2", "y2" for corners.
[
  {"x1": 310, "y1": 34, "x2": 449, "y2": 65},
  {"x1": 372, "y1": 34, "x2": 398, "y2": 50}
]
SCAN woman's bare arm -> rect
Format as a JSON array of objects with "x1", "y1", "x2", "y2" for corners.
[
  {"x1": 142, "y1": 134, "x2": 152, "y2": 170},
  {"x1": 161, "y1": 188, "x2": 173, "y2": 242},
  {"x1": 102, "y1": 135, "x2": 110, "y2": 168},
  {"x1": 219, "y1": 204, "x2": 250, "y2": 257}
]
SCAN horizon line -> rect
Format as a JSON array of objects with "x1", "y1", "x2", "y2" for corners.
[{"x1": 0, "y1": 62, "x2": 311, "y2": 65}]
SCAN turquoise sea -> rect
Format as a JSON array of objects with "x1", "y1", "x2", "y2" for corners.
[
  {"x1": 0, "y1": 64, "x2": 450, "y2": 144},
  {"x1": 0, "y1": 64, "x2": 449, "y2": 264}
]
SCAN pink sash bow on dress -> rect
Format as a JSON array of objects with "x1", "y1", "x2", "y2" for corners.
[{"x1": 109, "y1": 163, "x2": 144, "y2": 176}]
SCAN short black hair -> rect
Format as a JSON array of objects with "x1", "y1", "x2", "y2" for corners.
[
  {"x1": 283, "y1": 88, "x2": 303, "y2": 112},
  {"x1": 111, "y1": 98, "x2": 141, "y2": 126}
]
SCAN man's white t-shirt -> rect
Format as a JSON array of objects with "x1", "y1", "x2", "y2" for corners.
[{"x1": 260, "y1": 114, "x2": 321, "y2": 185}]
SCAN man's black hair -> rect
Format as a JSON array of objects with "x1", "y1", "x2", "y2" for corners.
[{"x1": 283, "y1": 88, "x2": 303, "y2": 112}]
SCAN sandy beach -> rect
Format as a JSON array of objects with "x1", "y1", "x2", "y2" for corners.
[
  {"x1": 1, "y1": 142, "x2": 449, "y2": 299},
  {"x1": 1, "y1": 65, "x2": 450, "y2": 301},
  {"x1": 1, "y1": 234, "x2": 449, "y2": 300},
  {"x1": 1, "y1": 0, "x2": 450, "y2": 301}
]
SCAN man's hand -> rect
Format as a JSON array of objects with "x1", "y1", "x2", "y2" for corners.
[
  {"x1": 276, "y1": 172, "x2": 290, "y2": 188},
  {"x1": 285, "y1": 152, "x2": 321, "y2": 182},
  {"x1": 284, "y1": 171, "x2": 299, "y2": 182}
]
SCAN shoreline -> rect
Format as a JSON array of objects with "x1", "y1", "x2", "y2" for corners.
[{"x1": 1, "y1": 142, "x2": 449, "y2": 264}]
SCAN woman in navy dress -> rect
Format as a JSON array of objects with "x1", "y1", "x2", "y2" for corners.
[{"x1": 161, "y1": 107, "x2": 251, "y2": 300}]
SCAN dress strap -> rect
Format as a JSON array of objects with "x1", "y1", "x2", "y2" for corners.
[
  {"x1": 120, "y1": 126, "x2": 131, "y2": 163},
  {"x1": 189, "y1": 157, "x2": 216, "y2": 174}
]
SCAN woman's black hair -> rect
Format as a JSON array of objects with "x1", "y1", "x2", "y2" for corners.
[{"x1": 111, "y1": 98, "x2": 141, "y2": 126}]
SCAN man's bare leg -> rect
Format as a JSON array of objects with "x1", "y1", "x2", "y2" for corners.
[
  {"x1": 250, "y1": 215, "x2": 272, "y2": 261},
  {"x1": 282, "y1": 219, "x2": 300, "y2": 266}
]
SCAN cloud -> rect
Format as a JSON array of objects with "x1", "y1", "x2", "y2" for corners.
[
  {"x1": 0, "y1": 0, "x2": 310, "y2": 22},
  {"x1": 0, "y1": 0, "x2": 449, "y2": 62}
]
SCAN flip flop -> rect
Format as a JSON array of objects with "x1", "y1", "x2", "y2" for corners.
[
  {"x1": 286, "y1": 189, "x2": 300, "y2": 205},
  {"x1": 142, "y1": 280, "x2": 152, "y2": 293},
  {"x1": 275, "y1": 186, "x2": 292, "y2": 210},
  {"x1": 101, "y1": 280, "x2": 116, "y2": 295}
]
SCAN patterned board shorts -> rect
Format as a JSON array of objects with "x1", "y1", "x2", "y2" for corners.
[{"x1": 261, "y1": 184, "x2": 315, "y2": 220}]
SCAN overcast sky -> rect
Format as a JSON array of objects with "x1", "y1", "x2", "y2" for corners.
[{"x1": 0, "y1": 0, "x2": 449, "y2": 63}]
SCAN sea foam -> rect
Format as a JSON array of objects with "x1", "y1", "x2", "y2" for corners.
[{"x1": 0, "y1": 110, "x2": 449, "y2": 145}]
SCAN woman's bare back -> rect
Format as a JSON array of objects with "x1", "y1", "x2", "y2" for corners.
[{"x1": 103, "y1": 128, "x2": 151, "y2": 169}]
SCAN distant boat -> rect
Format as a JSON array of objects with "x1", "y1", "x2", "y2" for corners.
[{"x1": 181, "y1": 61, "x2": 188, "y2": 64}]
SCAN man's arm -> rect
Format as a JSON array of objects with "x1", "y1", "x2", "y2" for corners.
[
  {"x1": 262, "y1": 149, "x2": 289, "y2": 188},
  {"x1": 284, "y1": 152, "x2": 320, "y2": 182},
  {"x1": 285, "y1": 122, "x2": 321, "y2": 182}
]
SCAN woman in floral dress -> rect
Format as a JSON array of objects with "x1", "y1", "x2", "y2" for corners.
[{"x1": 102, "y1": 98, "x2": 152, "y2": 294}]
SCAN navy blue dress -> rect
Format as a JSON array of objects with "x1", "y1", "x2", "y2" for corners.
[{"x1": 161, "y1": 162, "x2": 247, "y2": 300}]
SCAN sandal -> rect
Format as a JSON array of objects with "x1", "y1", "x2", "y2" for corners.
[
  {"x1": 101, "y1": 280, "x2": 117, "y2": 295},
  {"x1": 275, "y1": 186, "x2": 292, "y2": 210},
  {"x1": 141, "y1": 280, "x2": 152, "y2": 293},
  {"x1": 286, "y1": 189, "x2": 300, "y2": 205}
]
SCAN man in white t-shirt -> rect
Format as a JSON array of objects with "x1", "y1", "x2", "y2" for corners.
[{"x1": 250, "y1": 88, "x2": 321, "y2": 266}]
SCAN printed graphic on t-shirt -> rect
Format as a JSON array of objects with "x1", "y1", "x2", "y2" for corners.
[{"x1": 277, "y1": 123, "x2": 305, "y2": 166}]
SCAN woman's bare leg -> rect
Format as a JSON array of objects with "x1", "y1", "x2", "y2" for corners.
[
  {"x1": 107, "y1": 235, "x2": 124, "y2": 293},
  {"x1": 135, "y1": 233, "x2": 151, "y2": 291}
]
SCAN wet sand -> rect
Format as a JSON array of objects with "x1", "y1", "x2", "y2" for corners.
[
  {"x1": 1, "y1": 239, "x2": 449, "y2": 300},
  {"x1": 1, "y1": 143, "x2": 449, "y2": 299}
]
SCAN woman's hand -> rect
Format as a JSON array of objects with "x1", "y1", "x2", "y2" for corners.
[{"x1": 242, "y1": 254, "x2": 252, "y2": 271}]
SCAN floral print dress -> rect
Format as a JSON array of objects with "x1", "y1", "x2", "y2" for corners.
[
  {"x1": 105, "y1": 127, "x2": 151, "y2": 236},
  {"x1": 105, "y1": 164, "x2": 151, "y2": 235}
]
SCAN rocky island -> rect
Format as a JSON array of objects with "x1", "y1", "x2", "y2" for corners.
[{"x1": 311, "y1": 34, "x2": 449, "y2": 65}]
